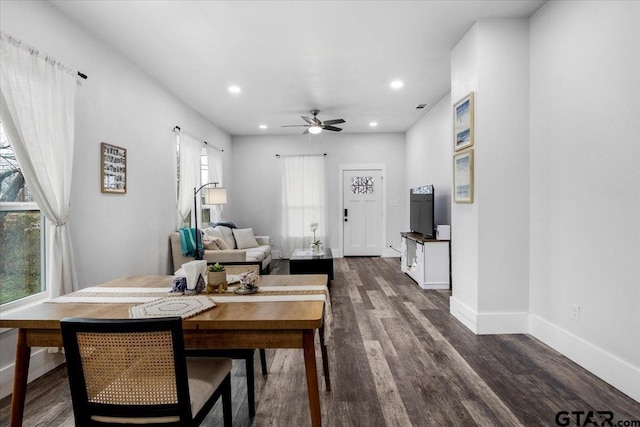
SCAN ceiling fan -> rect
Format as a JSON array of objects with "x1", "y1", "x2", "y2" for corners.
[{"x1": 282, "y1": 109, "x2": 345, "y2": 134}]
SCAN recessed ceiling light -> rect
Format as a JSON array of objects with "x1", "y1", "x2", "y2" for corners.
[
  {"x1": 369, "y1": 122, "x2": 378, "y2": 127},
  {"x1": 228, "y1": 85, "x2": 241, "y2": 94},
  {"x1": 259, "y1": 125, "x2": 267, "y2": 129},
  {"x1": 390, "y1": 80, "x2": 404, "y2": 89}
]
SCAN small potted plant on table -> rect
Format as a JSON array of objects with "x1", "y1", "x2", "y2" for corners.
[
  {"x1": 206, "y1": 263, "x2": 227, "y2": 293},
  {"x1": 310, "y1": 222, "x2": 323, "y2": 255}
]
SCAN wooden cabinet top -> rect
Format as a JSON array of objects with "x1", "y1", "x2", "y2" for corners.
[{"x1": 401, "y1": 232, "x2": 448, "y2": 243}]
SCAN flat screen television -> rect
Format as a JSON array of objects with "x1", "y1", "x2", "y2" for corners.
[{"x1": 409, "y1": 185, "x2": 435, "y2": 238}]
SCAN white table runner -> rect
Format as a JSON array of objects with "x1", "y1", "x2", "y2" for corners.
[{"x1": 48, "y1": 284, "x2": 333, "y2": 338}]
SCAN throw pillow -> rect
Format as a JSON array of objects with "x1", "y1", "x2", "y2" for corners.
[
  {"x1": 211, "y1": 236, "x2": 231, "y2": 250},
  {"x1": 233, "y1": 228, "x2": 259, "y2": 249},
  {"x1": 202, "y1": 239, "x2": 220, "y2": 250},
  {"x1": 203, "y1": 227, "x2": 224, "y2": 240},
  {"x1": 211, "y1": 221, "x2": 237, "y2": 229},
  {"x1": 215, "y1": 225, "x2": 237, "y2": 249}
]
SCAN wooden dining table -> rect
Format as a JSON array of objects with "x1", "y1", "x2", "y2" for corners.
[{"x1": 0, "y1": 274, "x2": 331, "y2": 427}]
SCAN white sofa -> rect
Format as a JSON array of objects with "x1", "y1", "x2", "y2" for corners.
[{"x1": 170, "y1": 225, "x2": 272, "y2": 273}]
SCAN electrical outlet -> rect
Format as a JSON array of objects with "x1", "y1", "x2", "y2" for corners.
[{"x1": 571, "y1": 304, "x2": 580, "y2": 321}]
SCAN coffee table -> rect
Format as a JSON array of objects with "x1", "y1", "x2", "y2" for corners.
[{"x1": 289, "y1": 248, "x2": 334, "y2": 281}]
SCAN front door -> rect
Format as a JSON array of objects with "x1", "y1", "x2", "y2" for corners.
[{"x1": 342, "y1": 169, "x2": 383, "y2": 256}]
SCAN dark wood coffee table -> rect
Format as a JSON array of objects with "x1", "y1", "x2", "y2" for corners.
[{"x1": 289, "y1": 248, "x2": 334, "y2": 282}]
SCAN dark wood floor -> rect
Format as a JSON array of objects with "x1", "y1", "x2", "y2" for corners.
[{"x1": 1, "y1": 258, "x2": 638, "y2": 426}]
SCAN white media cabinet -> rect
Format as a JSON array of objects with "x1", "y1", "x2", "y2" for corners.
[{"x1": 400, "y1": 232, "x2": 450, "y2": 289}]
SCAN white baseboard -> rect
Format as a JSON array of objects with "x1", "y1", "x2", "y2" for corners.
[
  {"x1": 449, "y1": 296, "x2": 478, "y2": 333},
  {"x1": 476, "y1": 311, "x2": 529, "y2": 334},
  {"x1": 382, "y1": 248, "x2": 400, "y2": 258},
  {"x1": 0, "y1": 348, "x2": 65, "y2": 400},
  {"x1": 530, "y1": 314, "x2": 640, "y2": 403},
  {"x1": 449, "y1": 297, "x2": 529, "y2": 335}
]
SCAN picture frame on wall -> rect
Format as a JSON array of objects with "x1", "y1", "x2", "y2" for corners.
[
  {"x1": 453, "y1": 92, "x2": 474, "y2": 151},
  {"x1": 101, "y1": 142, "x2": 127, "y2": 194},
  {"x1": 453, "y1": 149, "x2": 474, "y2": 203}
]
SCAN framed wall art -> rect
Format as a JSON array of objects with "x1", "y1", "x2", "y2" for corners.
[
  {"x1": 453, "y1": 149, "x2": 474, "y2": 203},
  {"x1": 453, "y1": 92, "x2": 474, "y2": 151},
  {"x1": 101, "y1": 142, "x2": 127, "y2": 194}
]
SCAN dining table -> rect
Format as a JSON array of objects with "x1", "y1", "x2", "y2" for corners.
[{"x1": 0, "y1": 273, "x2": 331, "y2": 427}]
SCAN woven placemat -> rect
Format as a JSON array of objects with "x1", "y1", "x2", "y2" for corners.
[{"x1": 130, "y1": 296, "x2": 215, "y2": 319}]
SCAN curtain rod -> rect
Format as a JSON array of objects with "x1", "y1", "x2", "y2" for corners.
[
  {"x1": 1, "y1": 31, "x2": 87, "y2": 80},
  {"x1": 275, "y1": 153, "x2": 326, "y2": 158},
  {"x1": 173, "y1": 126, "x2": 224, "y2": 152}
]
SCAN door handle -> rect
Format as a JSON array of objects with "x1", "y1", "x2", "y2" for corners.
[{"x1": 344, "y1": 208, "x2": 348, "y2": 222}]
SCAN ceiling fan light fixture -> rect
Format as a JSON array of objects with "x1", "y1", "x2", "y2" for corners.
[{"x1": 308, "y1": 125, "x2": 323, "y2": 134}]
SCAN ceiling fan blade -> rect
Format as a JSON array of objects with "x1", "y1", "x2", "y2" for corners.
[
  {"x1": 301, "y1": 116, "x2": 314, "y2": 124},
  {"x1": 322, "y1": 125, "x2": 343, "y2": 132},
  {"x1": 322, "y1": 119, "x2": 345, "y2": 125},
  {"x1": 303, "y1": 128, "x2": 310, "y2": 135},
  {"x1": 282, "y1": 125, "x2": 309, "y2": 127}
]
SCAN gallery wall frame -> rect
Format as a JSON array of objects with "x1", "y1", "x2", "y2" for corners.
[
  {"x1": 453, "y1": 148, "x2": 474, "y2": 203},
  {"x1": 100, "y1": 142, "x2": 127, "y2": 194},
  {"x1": 453, "y1": 91, "x2": 474, "y2": 152}
]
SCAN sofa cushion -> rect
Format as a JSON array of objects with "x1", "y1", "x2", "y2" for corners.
[
  {"x1": 233, "y1": 228, "x2": 259, "y2": 249},
  {"x1": 214, "y1": 226, "x2": 236, "y2": 249},
  {"x1": 203, "y1": 227, "x2": 224, "y2": 240},
  {"x1": 245, "y1": 244, "x2": 271, "y2": 263},
  {"x1": 203, "y1": 237, "x2": 230, "y2": 250},
  {"x1": 202, "y1": 239, "x2": 219, "y2": 250},
  {"x1": 245, "y1": 249, "x2": 266, "y2": 263}
]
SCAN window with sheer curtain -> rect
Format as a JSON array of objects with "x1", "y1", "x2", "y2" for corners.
[
  {"x1": 176, "y1": 133, "x2": 201, "y2": 228},
  {"x1": 1, "y1": 32, "x2": 78, "y2": 299},
  {"x1": 176, "y1": 133, "x2": 224, "y2": 228},
  {"x1": 280, "y1": 155, "x2": 327, "y2": 258},
  {"x1": 0, "y1": 123, "x2": 45, "y2": 305}
]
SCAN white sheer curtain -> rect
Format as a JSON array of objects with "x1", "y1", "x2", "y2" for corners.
[
  {"x1": 206, "y1": 146, "x2": 224, "y2": 222},
  {"x1": 0, "y1": 34, "x2": 78, "y2": 297},
  {"x1": 280, "y1": 155, "x2": 327, "y2": 258},
  {"x1": 177, "y1": 133, "x2": 202, "y2": 228}
]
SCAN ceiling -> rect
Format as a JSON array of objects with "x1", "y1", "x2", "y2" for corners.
[{"x1": 50, "y1": 0, "x2": 546, "y2": 136}]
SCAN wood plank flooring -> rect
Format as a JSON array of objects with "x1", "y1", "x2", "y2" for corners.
[{"x1": 1, "y1": 257, "x2": 638, "y2": 426}]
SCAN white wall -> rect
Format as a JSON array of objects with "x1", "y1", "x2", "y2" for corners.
[
  {"x1": 449, "y1": 24, "x2": 480, "y2": 323},
  {"x1": 449, "y1": 19, "x2": 531, "y2": 334},
  {"x1": 231, "y1": 133, "x2": 406, "y2": 257},
  {"x1": 529, "y1": 0, "x2": 640, "y2": 402},
  {"x1": 405, "y1": 93, "x2": 452, "y2": 227},
  {"x1": 0, "y1": 0, "x2": 232, "y2": 399}
]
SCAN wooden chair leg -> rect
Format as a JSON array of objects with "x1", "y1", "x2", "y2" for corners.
[
  {"x1": 319, "y1": 326, "x2": 331, "y2": 391},
  {"x1": 259, "y1": 348, "x2": 268, "y2": 376}
]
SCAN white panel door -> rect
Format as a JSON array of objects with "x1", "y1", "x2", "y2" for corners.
[{"x1": 343, "y1": 169, "x2": 383, "y2": 256}]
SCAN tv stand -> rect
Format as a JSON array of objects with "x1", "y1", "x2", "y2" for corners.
[{"x1": 400, "y1": 232, "x2": 450, "y2": 289}]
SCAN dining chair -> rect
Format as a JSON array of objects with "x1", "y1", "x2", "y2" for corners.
[
  {"x1": 61, "y1": 316, "x2": 232, "y2": 427},
  {"x1": 189, "y1": 261, "x2": 267, "y2": 418}
]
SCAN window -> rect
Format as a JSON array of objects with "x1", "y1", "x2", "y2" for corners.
[
  {"x1": 0, "y1": 123, "x2": 46, "y2": 305},
  {"x1": 200, "y1": 151, "x2": 212, "y2": 225},
  {"x1": 175, "y1": 138, "x2": 209, "y2": 227}
]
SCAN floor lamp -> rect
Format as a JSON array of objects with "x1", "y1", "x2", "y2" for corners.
[{"x1": 194, "y1": 182, "x2": 227, "y2": 260}]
